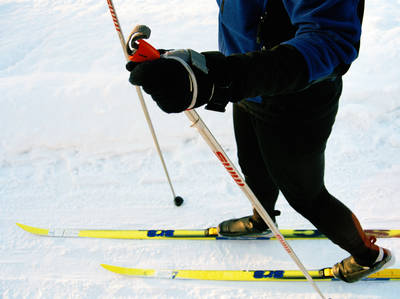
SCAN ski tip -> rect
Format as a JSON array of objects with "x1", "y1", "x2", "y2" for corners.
[
  {"x1": 101, "y1": 264, "x2": 129, "y2": 275},
  {"x1": 101, "y1": 264, "x2": 155, "y2": 276},
  {"x1": 100, "y1": 264, "x2": 113, "y2": 271},
  {"x1": 16, "y1": 223, "x2": 49, "y2": 236}
]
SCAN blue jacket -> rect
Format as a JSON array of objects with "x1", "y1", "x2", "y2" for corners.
[{"x1": 217, "y1": 0, "x2": 363, "y2": 84}]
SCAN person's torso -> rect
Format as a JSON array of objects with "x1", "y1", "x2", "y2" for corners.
[
  {"x1": 217, "y1": 0, "x2": 364, "y2": 105},
  {"x1": 217, "y1": 0, "x2": 297, "y2": 55}
]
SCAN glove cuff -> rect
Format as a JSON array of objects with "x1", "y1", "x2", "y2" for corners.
[
  {"x1": 202, "y1": 51, "x2": 237, "y2": 112},
  {"x1": 163, "y1": 49, "x2": 211, "y2": 110}
]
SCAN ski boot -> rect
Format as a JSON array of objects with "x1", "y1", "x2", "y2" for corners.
[
  {"x1": 332, "y1": 238, "x2": 395, "y2": 283},
  {"x1": 217, "y1": 209, "x2": 279, "y2": 237}
]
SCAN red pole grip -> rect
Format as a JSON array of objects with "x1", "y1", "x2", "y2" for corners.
[{"x1": 128, "y1": 40, "x2": 160, "y2": 62}]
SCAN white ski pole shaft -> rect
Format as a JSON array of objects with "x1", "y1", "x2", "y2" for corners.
[
  {"x1": 106, "y1": 0, "x2": 180, "y2": 204},
  {"x1": 184, "y1": 109, "x2": 327, "y2": 299}
]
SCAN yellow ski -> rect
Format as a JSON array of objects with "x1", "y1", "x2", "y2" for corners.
[
  {"x1": 101, "y1": 264, "x2": 400, "y2": 281},
  {"x1": 17, "y1": 223, "x2": 400, "y2": 240}
]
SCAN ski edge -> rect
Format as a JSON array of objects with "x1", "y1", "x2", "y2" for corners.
[{"x1": 100, "y1": 264, "x2": 400, "y2": 281}]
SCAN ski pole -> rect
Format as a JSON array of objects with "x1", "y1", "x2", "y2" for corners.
[
  {"x1": 106, "y1": 0, "x2": 183, "y2": 207},
  {"x1": 105, "y1": 4, "x2": 327, "y2": 297},
  {"x1": 184, "y1": 110, "x2": 328, "y2": 299}
]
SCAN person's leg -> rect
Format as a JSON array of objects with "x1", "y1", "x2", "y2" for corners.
[
  {"x1": 250, "y1": 81, "x2": 381, "y2": 267},
  {"x1": 255, "y1": 126, "x2": 379, "y2": 265},
  {"x1": 217, "y1": 103, "x2": 281, "y2": 236},
  {"x1": 233, "y1": 103, "x2": 280, "y2": 220},
  {"x1": 224, "y1": 78, "x2": 392, "y2": 281}
]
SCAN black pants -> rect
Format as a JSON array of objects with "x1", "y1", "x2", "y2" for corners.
[{"x1": 234, "y1": 78, "x2": 378, "y2": 265}]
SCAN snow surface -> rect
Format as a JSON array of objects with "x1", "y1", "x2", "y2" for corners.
[{"x1": 0, "y1": 0, "x2": 399, "y2": 298}]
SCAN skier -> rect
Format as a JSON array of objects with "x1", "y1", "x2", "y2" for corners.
[{"x1": 126, "y1": 0, "x2": 393, "y2": 282}]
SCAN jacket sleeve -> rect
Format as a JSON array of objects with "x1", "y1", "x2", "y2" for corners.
[
  {"x1": 224, "y1": 0, "x2": 362, "y2": 100},
  {"x1": 282, "y1": 0, "x2": 362, "y2": 82}
]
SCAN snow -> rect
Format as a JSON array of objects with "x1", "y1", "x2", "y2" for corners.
[{"x1": 0, "y1": 0, "x2": 399, "y2": 298}]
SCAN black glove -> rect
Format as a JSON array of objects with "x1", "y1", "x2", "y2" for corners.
[{"x1": 126, "y1": 50, "x2": 237, "y2": 113}]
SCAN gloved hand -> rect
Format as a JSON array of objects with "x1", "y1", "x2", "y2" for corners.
[{"x1": 126, "y1": 50, "x2": 237, "y2": 113}]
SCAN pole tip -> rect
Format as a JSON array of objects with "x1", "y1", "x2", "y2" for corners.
[{"x1": 174, "y1": 196, "x2": 184, "y2": 207}]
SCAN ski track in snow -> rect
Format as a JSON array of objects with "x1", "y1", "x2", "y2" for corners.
[{"x1": 1, "y1": 0, "x2": 399, "y2": 298}]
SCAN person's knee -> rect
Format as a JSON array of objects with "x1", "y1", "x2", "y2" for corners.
[{"x1": 284, "y1": 186, "x2": 330, "y2": 216}]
